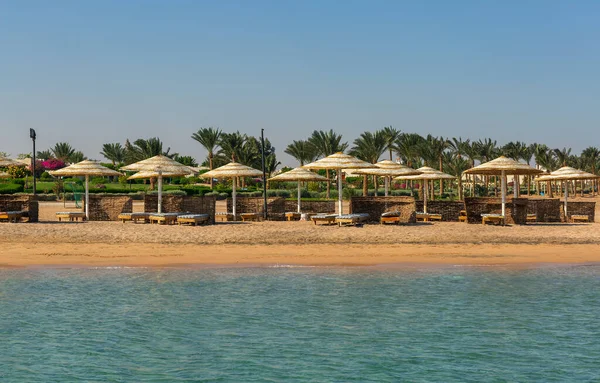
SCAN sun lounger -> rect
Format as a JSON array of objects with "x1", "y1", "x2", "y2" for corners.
[
  {"x1": 285, "y1": 212, "x2": 302, "y2": 221},
  {"x1": 240, "y1": 213, "x2": 260, "y2": 222},
  {"x1": 458, "y1": 210, "x2": 467, "y2": 223},
  {"x1": 380, "y1": 211, "x2": 401, "y2": 225},
  {"x1": 416, "y1": 212, "x2": 442, "y2": 222},
  {"x1": 56, "y1": 211, "x2": 86, "y2": 222},
  {"x1": 118, "y1": 212, "x2": 151, "y2": 223},
  {"x1": 571, "y1": 214, "x2": 589, "y2": 223},
  {"x1": 336, "y1": 213, "x2": 370, "y2": 227},
  {"x1": 215, "y1": 212, "x2": 234, "y2": 222},
  {"x1": 311, "y1": 214, "x2": 338, "y2": 225},
  {"x1": 526, "y1": 213, "x2": 537, "y2": 223},
  {"x1": 149, "y1": 213, "x2": 180, "y2": 225},
  {"x1": 481, "y1": 213, "x2": 505, "y2": 226},
  {"x1": 177, "y1": 214, "x2": 210, "y2": 226},
  {"x1": 0, "y1": 211, "x2": 23, "y2": 223}
]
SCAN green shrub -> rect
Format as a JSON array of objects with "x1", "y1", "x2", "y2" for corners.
[
  {"x1": 0, "y1": 183, "x2": 24, "y2": 194},
  {"x1": 40, "y1": 171, "x2": 53, "y2": 181},
  {"x1": 12, "y1": 179, "x2": 25, "y2": 186}
]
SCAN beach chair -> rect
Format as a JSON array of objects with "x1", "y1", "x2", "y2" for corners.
[
  {"x1": 0, "y1": 211, "x2": 23, "y2": 223},
  {"x1": 571, "y1": 214, "x2": 589, "y2": 223},
  {"x1": 56, "y1": 212, "x2": 86, "y2": 222},
  {"x1": 177, "y1": 214, "x2": 210, "y2": 226},
  {"x1": 149, "y1": 213, "x2": 180, "y2": 225},
  {"x1": 335, "y1": 213, "x2": 370, "y2": 227},
  {"x1": 118, "y1": 212, "x2": 150, "y2": 223},
  {"x1": 458, "y1": 210, "x2": 467, "y2": 223},
  {"x1": 481, "y1": 213, "x2": 505, "y2": 226},
  {"x1": 416, "y1": 212, "x2": 442, "y2": 222},
  {"x1": 380, "y1": 211, "x2": 401, "y2": 225},
  {"x1": 285, "y1": 212, "x2": 302, "y2": 221},
  {"x1": 311, "y1": 214, "x2": 338, "y2": 225},
  {"x1": 526, "y1": 213, "x2": 537, "y2": 223},
  {"x1": 215, "y1": 212, "x2": 234, "y2": 222},
  {"x1": 240, "y1": 213, "x2": 260, "y2": 222}
]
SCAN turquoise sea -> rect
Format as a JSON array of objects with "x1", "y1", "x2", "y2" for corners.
[{"x1": 1, "y1": 265, "x2": 599, "y2": 382}]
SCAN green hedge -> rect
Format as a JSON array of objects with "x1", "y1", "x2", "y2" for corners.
[{"x1": 0, "y1": 184, "x2": 24, "y2": 194}]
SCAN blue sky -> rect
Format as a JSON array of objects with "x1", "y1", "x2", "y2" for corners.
[{"x1": 1, "y1": 0, "x2": 599, "y2": 166}]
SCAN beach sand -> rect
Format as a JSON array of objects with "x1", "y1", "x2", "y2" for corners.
[{"x1": 1, "y1": 200, "x2": 599, "y2": 267}]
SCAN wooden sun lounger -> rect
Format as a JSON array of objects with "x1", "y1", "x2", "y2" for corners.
[
  {"x1": 481, "y1": 214, "x2": 505, "y2": 226},
  {"x1": 336, "y1": 213, "x2": 369, "y2": 227},
  {"x1": 56, "y1": 211, "x2": 86, "y2": 222},
  {"x1": 526, "y1": 214, "x2": 537, "y2": 223},
  {"x1": 0, "y1": 211, "x2": 23, "y2": 223},
  {"x1": 118, "y1": 212, "x2": 151, "y2": 223},
  {"x1": 240, "y1": 213, "x2": 260, "y2": 222},
  {"x1": 571, "y1": 214, "x2": 589, "y2": 223},
  {"x1": 311, "y1": 214, "x2": 338, "y2": 225},
  {"x1": 285, "y1": 212, "x2": 301, "y2": 221},
  {"x1": 416, "y1": 212, "x2": 442, "y2": 222},
  {"x1": 215, "y1": 212, "x2": 234, "y2": 222},
  {"x1": 149, "y1": 213, "x2": 180, "y2": 225},
  {"x1": 458, "y1": 210, "x2": 467, "y2": 223},
  {"x1": 177, "y1": 214, "x2": 210, "y2": 226},
  {"x1": 380, "y1": 211, "x2": 401, "y2": 225}
]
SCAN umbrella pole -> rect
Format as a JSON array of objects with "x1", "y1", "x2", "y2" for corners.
[
  {"x1": 338, "y1": 170, "x2": 343, "y2": 216},
  {"x1": 233, "y1": 177, "x2": 237, "y2": 220},
  {"x1": 423, "y1": 179, "x2": 428, "y2": 214},
  {"x1": 564, "y1": 181, "x2": 568, "y2": 222},
  {"x1": 501, "y1": 170, "x2": 506, "y2": 217},
  {"x1": 158, "y1": 173, "x2": 163, "y2": 214},
  {"x1": 385, "y1": 177, "x2": 389, "y2": 197},
  {"x1": 297, "y1": 181, "x2": 301, "y2": 213},
  {"x1": 85, "y1": 175, "x2": 89, "y2": 221},
  {"x1": 514, "y1": 175, "x2": 518, "y2": 198}
]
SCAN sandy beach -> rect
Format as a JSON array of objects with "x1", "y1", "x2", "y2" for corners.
[{"x1": 0, "y1": 200, "x2": 598, "y2": 267}]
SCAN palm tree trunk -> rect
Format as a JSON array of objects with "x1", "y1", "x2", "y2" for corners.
[
  {"x1": 527, "y1": 176, "x2": 531, "y2": 196},
  {"x1": 439, "y1": 158, "x2": 444, "y2": 198},
  {"x1": 209, "y1": 155, "x2": 214, "y2": 189},
  {"x1": 363, "y1": 175, "x2": 368, "y2": 196},
  {"x1": 326, "y1": 170, "x2": 331, "y2": 199},
  {"x1": 458, "y1": 178, "x2": 463, "y2": 200},
  {"x1": 373, "y1": 175, "x2": 378, "y2": 196}
]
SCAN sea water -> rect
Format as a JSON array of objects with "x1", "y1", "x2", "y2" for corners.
[{"x1": 1, "y1": 265, "x2": 599, "y2": 382}]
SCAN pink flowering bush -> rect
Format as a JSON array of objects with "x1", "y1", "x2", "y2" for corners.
[{"x1": 41, "y1": 159, "x2": 66, "y2": 171}]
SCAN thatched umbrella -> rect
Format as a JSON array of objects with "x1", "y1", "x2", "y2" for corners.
[
  {"x1": 121, "y1": 155, "x2": 194, "y2": 214},
  {"x1": 199, "y1": 162, "x2": 263, "y2": 220},
  {"x1": 536, "y1": 166, "x2": 600, "y2": 220},
  {"x1": 0, "y1": 157, "x2": 27, "y2": 167},
  {"x1": 303, "y1": 152, "x2": 376, "y2": 215},
  {"x1": 268, "y1": 167, "x2": 329, "y2": 213},
  {"x1": 49, "y1": 160, "x2": 123, "y2": 220},
  {"x1": 463, "y1": 156, "x2": 542, "y2": 217},
  {"x1": 395, "y1": 167, "x2": 455, "y2": 214},
  {"x1": 349, "y1": 160, "x2": 422, "y2": 196}
]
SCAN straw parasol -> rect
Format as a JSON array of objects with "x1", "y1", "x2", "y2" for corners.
[
  {"x1": 0, "y1": 157, "x2": 27, "y2": 167},
  {"x1": 186, "y1": 166, "x2": 210, "y2": 177},
  {"x1": 536, "y1": 166, "x2": 600, "y2": 220},
  {"x1": 349, "y1": 160, "x2": 422, "y2": 196},
  {"x1": 395, "y1": 167, "x2": 455, "y2": 214},
  {"x1": 49, "y1": 160, "x2": 123, "y2": 220},
  {"x1": 200, "y1": 162, "x2": 264, "y2": 220},
  {"x1": 303, "y1": 152, "x2": 376, "y2": 215},
  {"x1": 463, "y1": 156, "x2": 542, "y2": 217},
  {"x1": 121, "y1": 155, "x2": 194, "y2": 214},
  {"x1": 268, "y1": 167, "x2": 329, "y2": 213}
]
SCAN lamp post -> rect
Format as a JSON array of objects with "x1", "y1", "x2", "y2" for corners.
[
  {"x1": 261, "y1": 128, "x2": 268, "y2": 220},
  {"x1": 30, "y1": 129, "x2": 36, "y2": 195}
]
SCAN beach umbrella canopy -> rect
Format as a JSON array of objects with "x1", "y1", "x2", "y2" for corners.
[
  {"x1": 121, "y1": 155, "x2": 194, "y2": 214},
  {"x1": 350, "y1": 160, "x2": 422, "y2": 196},
  {"x1": 462, "y1": 156, "x2": 542, "y2": 218},
  {"x1": 49, "y1": 160, "x2": 123, "y2": 220},
  {"x1": 303, "y1": 152, "x2": 375, "y2": 215},
  {"x1": 268, "y1": 167, "x2": 329, "y2": 213},
  {"x1": 394, "y1": 167, "x2": 455, "y2": 213},
  {"x1": 536, "y1": 166, "x2": 600, "y2": 220},
  {"x1": 127, "y1": 170, "x2": 192, "y2": 180},
  {"x1": 0, "y1": 157, "x2": 27, "y2": 167},
  {"x1": 200, "y1": 162, "x2": 264, "y2": 220}
]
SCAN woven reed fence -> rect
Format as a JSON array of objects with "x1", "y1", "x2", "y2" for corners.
[
  {"x1": 464, "y1": 197, "x2": 528, "y2": 224},
  {"x1": 562, "y1": 201, "x2": 596, "y2": 222},
  {"x1": 144, "y1": 195, "x2": 217, "y2": 224},
  {"x1": 82, "y1": 195, "x2": 132, "y2": 221},
  {"x1": 0, "y1": 195, "x2": 38, "y2": 222},
  {"x1": 350, "y1": 196, "x2": 416, "y2": 223},
  {"x1": 415, "y1": 201, "x2": 465, "y2": 222},
  {"x1": 226, "y1": 197, "x2": 286, "y2": 220},
  {"x1": 526, "y1": 198, "x2": 562, "y2": 222},
  {"x1": 283, "y1": 200, "x2": 335, "y2": 214}
]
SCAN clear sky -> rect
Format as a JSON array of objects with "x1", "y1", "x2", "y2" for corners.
[{"x1": 1, "y1": 0, "x2": 599, "y2": 166}]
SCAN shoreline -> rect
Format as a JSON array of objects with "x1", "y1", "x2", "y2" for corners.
[{"x1": 2, "y1": 243, "x2": 600, "y2": 268}]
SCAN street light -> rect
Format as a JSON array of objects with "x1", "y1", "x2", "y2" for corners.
[
  {"x1": 261, "y1": 128, "x2": 268, "y2": 220},
  {"x1": 30, "y1": 129, "x2": 36, "y2": 195}
]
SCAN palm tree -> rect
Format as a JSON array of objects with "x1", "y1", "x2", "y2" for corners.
[
  {"x1": 174, "y1": 155, "x2": 198, "y2": 167},
  {"x1": 393, "y1": 133, "x2": 424, "y2": 167},
  {"x1": 350, "y1": 131, "x2": 386, "y2": 196},
  {"x1": 424, "y1": 135, "x2": 450, "y2": 197},
  {"x1": 100, "y1": 143, "x2": 125, "y2": 165},
  {"x1": 445, "y1": 153, "x2": 470, "y2": 200},
  {"x1": 125, "y1": 137, "x2": 175, "y2": 164},
  {"x1": 381, "y1": 126, "x2": 401, "y2": 161},
  {"x1": 582, "y1": 146, "x2": 600, "y2": 195},
  {"x1": 51, "y1": 142, "x2": 76, "y2": 162},
  {"x1": 219, "y1": 131, "x2": 246, "y2": 163},
  {"x1": 285, "y1": 140, "x2": 316, "y2": 166},
  {"x1": 554, "y1": 147, "x2": 572, "y2": 167},
  {"x1": 36, "y1": 150, "x2": 53, "y2": 160},
  {"x1": 70, "y1": 151, "x2": 86, "y2": 163},
  {"x1": 308, "y1": 130, "x2": 348, "y2": 198},
  {"x1": 191, "y1": 127, "x2": 222, "y2": 188}
]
